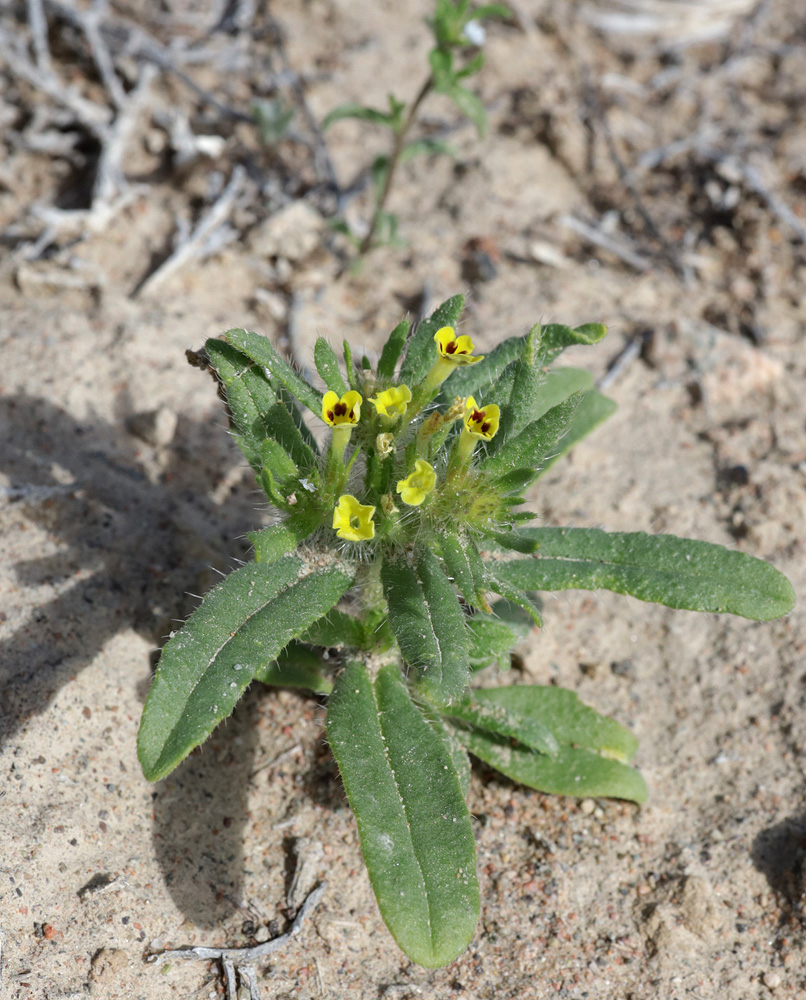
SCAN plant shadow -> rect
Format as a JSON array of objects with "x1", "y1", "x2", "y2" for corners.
[
  {"x1": 0, "y1": 391, "x2": 272, "y2": 926},
  {"x1": 751, "y1": 811, "x2": 806, "y2": 922}
]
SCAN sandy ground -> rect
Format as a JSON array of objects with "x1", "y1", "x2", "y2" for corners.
[{"x1": 1, "y1": 1, "x2": 805, "y2": 997}]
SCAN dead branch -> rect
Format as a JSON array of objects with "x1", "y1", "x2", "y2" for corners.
[{"x1": 135, "y1": 164, "x2": 248, "y2": 296}]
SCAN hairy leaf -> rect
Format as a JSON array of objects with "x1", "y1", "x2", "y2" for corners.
[
  {"x1": 382, "y1": 549, "x2": 471, "y2": 706},
  {"x1": 400, "y1": 295, "x2": 465, "y2": 386},
  {"x1": 487, "y1": 527, "x2": 796, "y2": 621},
  {"x1": 474, "y1": 686, "x2": 638, "y2": 761},
  {"x1": 437, "y1": 532, "x2": 488, "y2": 610},
  {"x1": 454, "y1": 725, "x2": 648, "y2": 803},
  {"x1": 482, "y1": 394, "x2": 582, "y2": 484},
  {"x1": 445, "y1": 696, "x2": 559, "y2": 757},
  {"x1": 222, "y1": 328, "x2": 323, "y2": 417},
  {"x1": 378, "y1": 318, "x2": 411, "y2": 380},
  {"x1": 327, "y1": 662, "x2": 479, "y2": 967},
  {"x1": 535, "y1": 322, "x2": 608, "y2": 367},
  {"x1": 314, "y1": 337, "x2": 347, "y2": 395},
  {"x1": 249, "y1": 513, "x2": 323, "y2": 564},
  {"x1": 254, "y1": 641, "x2": 333, "y2": 694},
  {"x1": 205, "y1": 340, "x2": 316, "y2": 472},
  {"x1": 534, "y1": 389, "x2": 617, "y2": 477},
  {"x1": 138, "y1": 559, "x2": 352, "y2": 780},
  {"x1": 300, "y1": 609, "x2": 369, "y2": 649},
  {"x1": 442, "y1": 335, "x2": 523, "y2": 399}
]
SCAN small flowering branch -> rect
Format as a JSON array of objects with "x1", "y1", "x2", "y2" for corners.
[
  {"x1": 323, "y1": 0, "x2": 511, "y2": 252},
  {"x1": 138, "y1": 293, "x2": 795, "y2": 972}
]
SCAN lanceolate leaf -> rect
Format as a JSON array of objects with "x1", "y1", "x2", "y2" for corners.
[
  {"x1": 327, "y1": 662, "x2": 479, "y2": 967},
  {"x1": 382, "y1": 549, "x2": 471, "y2": 707},
  {"x1": 453, "y1": 725, "x2": 648, "y2": 804},
  {"x1": 485, "y1": 527, "x2": 796, "y2": 621},
  {"x1": 205, "y1": 340, "x2": 316, "y2": 472},
  {"x1": 400, "y1": 295, "x2": 465, "y2": 386},
  {"x1": 532, "y1": 367, "x2": 595, "y2": 423},
  {"x1": 485, "y1": 569, "x2": 542, "y2": 627},
  {"x1": 254, "y1": 641, "x2": 333, "y2": 694},
  {"x1": 481, "y1": 394, "x2": 582, "y2": 481},
  {"x1": 442, "y1": 334, "x2": 523, "y2": 400},
  {"x1": 314, "y1": 337, "x2": 347, "y2": 395},
  {"x1": 248, "y1": 512, "x2": 323, "y2": 564},
  {"x1": 445, "y1": 696, "x2": 559, "y2": 757},
  {"x1": 535, "y1": 322, "x2": 608, "y2": 368},
  {"x1": 138, "y1": 558, "x2": 353, "y2": 781},
  {"x1": 533, "y1": 389, "x2": 616, "y2": 478},
  {"x1": 300, "y1": 609, "x2": 369, "y2": 649},
  {"x1": 222, "y1": 328, "x2": 323, "y2": 417},
  {"x1": 378, "y1": 318, "x2": 410, "y2": 380},
  {"x1": 467, "y1": 599, "x2": 534, "y2": 669},
  {"x1": 437, "y1": 532, "x2": 488, "y2": 610},
  {"x1": 474, "y1": 686, "x2": 638, "y2": 762}
]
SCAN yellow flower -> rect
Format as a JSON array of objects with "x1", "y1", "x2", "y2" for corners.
[
  {"x1": 322, "y1": 390, "x2": 362, "y2": 427},
  {"x1": 464, "y1": 396, "x2": 500, "y2": 441},
  {"x1": 434, "y1": 326, "x2": 484, "y2": 366},
  {"x1": 396, "y1": 459, "x2": 437, "y2": 506},
  {"x1": 333, "y1": 494, "x2": 375, "y2": 541},
  {"x1": 368, "y1": 384, "x2": 412, "y2": 419}
]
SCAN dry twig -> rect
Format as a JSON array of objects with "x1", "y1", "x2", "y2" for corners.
[
  {"x1": 135, "y1": 165, "x2": 248, "y2": 296},
  {"x1": 150, "y1": 883, "x2": 327, "y2": 1000}
]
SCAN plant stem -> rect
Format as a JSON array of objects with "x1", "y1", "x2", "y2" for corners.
[{"x1": 359, "y1": 75, "x2": 433, "y2": 254}]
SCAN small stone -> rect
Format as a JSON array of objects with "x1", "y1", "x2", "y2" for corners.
[
  {"x1": 763, "y1": 971, "x2": 782, "y2": 990},
  {"x1": 529, "y1": 240, "x2": 569, "y2": 269},
  {"x1": 580, "y1": 799, "x2": 595, "y2": 815},
  {"x1": 126, "y1": 406, "x2": 178, "y2": 447}
]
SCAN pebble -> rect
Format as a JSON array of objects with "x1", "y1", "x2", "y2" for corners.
[
  {"x1": 763, "y1": 971, "x2": 782, "y2": 990},
  {"x1": 580, "y1": 799, "x2": 595, "y2": 815}
]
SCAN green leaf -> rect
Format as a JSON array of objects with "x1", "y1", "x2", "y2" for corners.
[
  {"x1": 454, "y1": 724, "x2": 647, "y2": 803},
  {"x1": 481, "y1": 394, "x2": 582, "y2": 483},
  {"x1": 314, "y1": 337, "x2": 347, "y2": 395},
  {"x1": 381, "y1": 549, "x2": 471, "y2": 707},
  {"x1": 300, "y1": 609, "x2": 369, "y2": 649},
  {"x1": 400, "y1": 294, "x2": 465, "y2": 386},
  {"x1": 474, "y1": 686, "x2": 638, "y2": 761},
  {"x1": 322, "y1": 102, "x2": 400, "y2": 130},
  {"x1": 492, "y1": 325, "x2": 544, "y2": 447},
  {"x1": 254, "y1": 641, "x2": 333, "y2": 694},
  {"x1": 443, "y1": 82, "x2": 487, "y2": 136},
  {"x1": 445, "y1": 696, "x2": 559, "y2": 757},
  {"x1": 401, "y1": 138, "x2": 455, "y2": 161},
  {"x1": 532, "y1": 367, "x2": 594, "y2": 421},
  {"x1": 249, "y1": 515, "x2": 322, "y2": 564},
  {"x1": 222, "y1": 328, "x2": 323, "y2": 417},
  {"x1": 441, "y1": 334, "x2": 524, "y2": 400},
  {"x1": 471, "y1": 3, "x2": 512, "y2": 20},
  {"x1": 535, "y1": 322, "x2": 608, "y2": 367},
  {"x1": 138, "y1": 558, "x2": 353, "y2": 781},
  {"x1": 343, "y1": 339, "x2": 358, "y2": 389},
  {"x1": 454, "y1": 51, "x2": 484, "y2": 79},
  {"x1": 378, "y1": 318, "x2": 410, "y2": 380},
  {"x1": 466, "y1": 599, "x2": 534, "y2": 667},
  {"x1": 204, "y1": 340, "x2": 315, "y2": 473},
  {"x1": 484, "y1": 570, "x2": 542, "y2": 626},
  {"x1": 485, "y1": 527, "x2": 796, "y2": 621},
  {"x1": 436, "y1": 532, "x2": 487, "y2": 610},
  {"x1": 327, "y1": 661, "x2": 479, "y2": 967},
  {"x1": 533, "y1": 389, "x2": 616, "y2": 478},
  {"x1": 424, "y1": 709, "x2": 472, "y2": 799}
]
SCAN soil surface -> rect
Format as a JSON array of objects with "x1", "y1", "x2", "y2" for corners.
[{"x1": 1, "y1": 1, "x2": 805, "y2": 998}]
